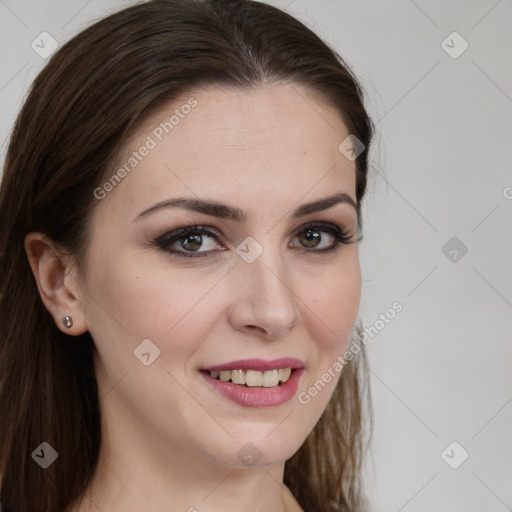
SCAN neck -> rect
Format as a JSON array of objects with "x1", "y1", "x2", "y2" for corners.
[
  {"x1": 70, "y1": 446, "x2": 301, "y2": 512},
  {"x1": 67, "y1": 387, "x2": 303, "y2": 512},
  {"x1": 66, "y1": 355, "x2": 304, "y2": 512}
]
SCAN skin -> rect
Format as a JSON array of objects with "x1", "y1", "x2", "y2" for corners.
[{"x1": 25, "y1": 82, "x2": 361, "y2": 512}]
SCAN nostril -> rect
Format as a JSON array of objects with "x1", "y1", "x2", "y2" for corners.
[{"x1": 245, "y1": 325, "x2": 267, "y2": 334}]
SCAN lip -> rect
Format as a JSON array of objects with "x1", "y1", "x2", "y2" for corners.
[
  {"x1": 201, "y1": 358, "x2": 305, "y2": 372},
  {"x1": 200, "y1": 367, "x2": 304, "y2": 408}
]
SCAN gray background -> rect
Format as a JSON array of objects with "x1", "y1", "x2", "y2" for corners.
[{"x1": 1, "y1": 1, "x2": 511, "y2": 510}]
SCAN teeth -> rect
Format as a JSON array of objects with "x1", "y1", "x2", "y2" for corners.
[
  {"x1": 262, "y1": 370, "x2": 279, "y2": 387},
  {"x1": 245, "y1": 370, "x2": 262, "y2": 386},
  {"x1": 219, "y1": 371, "x2": 231, "y2": 381},
  {"x1": 231, "y1": 369, "x2": 245, "y2": 385},
  {"x1": 281, "y1": 368, "x2": 292, "y2": 381},
  {"x1": 207, "y1": 368, "x2": 293, "y2": 387}
]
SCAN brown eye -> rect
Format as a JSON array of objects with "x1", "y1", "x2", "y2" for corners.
[
  {"x1": 291, "y1": 223, "x2": 352, "y2": 252},
  {"x1": 180, "y1": 234, "x2": 203, "y2": 251},
  {"x1": 299, "y1": 228, "x2": 322, "y2": 248},
  {"x1": 154, "y1": 225, "x2": 225, "y2": 258}
]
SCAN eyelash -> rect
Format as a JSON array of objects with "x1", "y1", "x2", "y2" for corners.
[{"x1": 152, "y1": 222, "x2": 359, "y2": 259}]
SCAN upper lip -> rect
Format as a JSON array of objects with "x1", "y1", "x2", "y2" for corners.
[{"x1": 201, "y1": 358, "x2": 305, "y2": 372}]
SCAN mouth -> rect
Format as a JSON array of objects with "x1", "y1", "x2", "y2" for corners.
[
  {"x1": 200, "y1": 367, "x2": 294, "y2": 388},
  {"x1": 199, "y1": 358, "x2": 304, "y2": 407}
]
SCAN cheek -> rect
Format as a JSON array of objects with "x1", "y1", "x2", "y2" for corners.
[
  {"x1": 82, "y1": 250, "x2": 226, "y2": 446},
  {"x1": 83, "y1": 247, "x2": 228, "y2": 369},
  {"x1": 306, "y1": 258, "x2": 361, "y2": 352},
  {"x1": 295, "y1": 268, "x2": 360, "y2": 421},
  {"x1": 84, "y1": 239, "x2": 360, "y2": 359}
]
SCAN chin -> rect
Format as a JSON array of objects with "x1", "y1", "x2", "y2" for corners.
[{"x1": 210, "y1": 432, "x2": 305, "y2": 469}]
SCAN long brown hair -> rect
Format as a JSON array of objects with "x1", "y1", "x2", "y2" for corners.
[{"x1": 0, "y1": 1, "x2": 374, "y2": 510}]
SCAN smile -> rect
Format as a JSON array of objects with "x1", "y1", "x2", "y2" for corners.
[
  {"x1": 204, "y1": 368, "x2": 292, "y2": 387},
  {"x1": 200, "y1": 358, "x2": 304, "y2": 407}
]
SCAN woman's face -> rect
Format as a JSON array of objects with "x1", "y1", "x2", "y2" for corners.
[{"x1": 79, "y1": 83, "x2": 361, "y2": 469}]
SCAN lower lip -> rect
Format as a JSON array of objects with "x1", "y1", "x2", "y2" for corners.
[{"x1": 200, "y1": 369, "x2": 304, "y2": 408}]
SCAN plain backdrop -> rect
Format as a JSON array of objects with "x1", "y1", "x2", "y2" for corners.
[{"x1": 0, "y1": 1, "x2": 511, "y2": 511}]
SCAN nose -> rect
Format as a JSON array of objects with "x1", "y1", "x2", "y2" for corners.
[{"x1": 227, "y1": 244, "x2": 300, "y2": 340}]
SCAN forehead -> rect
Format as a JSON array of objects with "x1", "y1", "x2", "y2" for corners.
[{"x1": 95, "y1": 83, "x2": 356, "y2": 221}]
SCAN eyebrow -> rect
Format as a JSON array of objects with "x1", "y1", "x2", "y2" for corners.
[{"x1": 133, "y1": 192, "x2": 358, "y2": 222}]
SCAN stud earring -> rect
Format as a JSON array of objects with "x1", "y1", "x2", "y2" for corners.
[{"x1": 62, "y1": 316, "x2": 73, "y2": 329}]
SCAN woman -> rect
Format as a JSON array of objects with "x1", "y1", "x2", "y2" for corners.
[{"x1": 0, "y1": 0, "x2": 374, "y2": 510}]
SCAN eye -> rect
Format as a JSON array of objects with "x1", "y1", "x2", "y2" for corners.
[
  {"x1": 153, "y1": 224, "x2": 224, "y2": 258},
  {"x1": 153, "y1": 222, "x2": 357, "y2": 258},
  {"x1": 290, "y1": 222, "x2": 354, "y2": 253}
]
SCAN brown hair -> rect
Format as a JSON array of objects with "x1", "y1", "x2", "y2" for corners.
[{"x1": 0, "y1": 1, "x2": 374, "y2": 510}]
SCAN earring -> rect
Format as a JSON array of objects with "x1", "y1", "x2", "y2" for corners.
[{"x1": 62, "y1": 316, "x2": 73, "y2": 329}]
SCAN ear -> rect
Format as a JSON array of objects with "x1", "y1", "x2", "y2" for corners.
[{"x1": 24, "y1": 232, "x2": 88, "y2": 336}]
